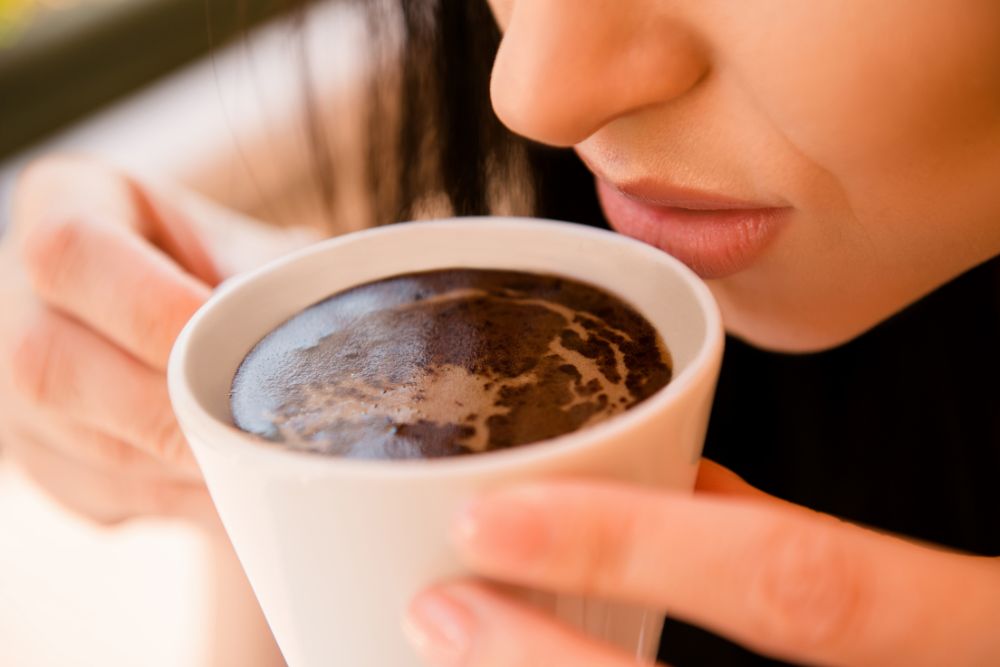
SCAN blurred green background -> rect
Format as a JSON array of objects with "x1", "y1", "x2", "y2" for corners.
[{"x1": 0, "y1": 0, "x2": 290, "y2": 158}]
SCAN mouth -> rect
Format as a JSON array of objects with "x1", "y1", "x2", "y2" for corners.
[{"x1": 592, "y1": 175, "x2": 791, "y2": 280}]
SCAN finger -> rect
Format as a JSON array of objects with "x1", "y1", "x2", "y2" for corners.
[
  {"x1": 405, "y1": 581, "x2": 653, "y2": 667},
  {"x1": 10, "y1": 306, "x2": 200, "y2": 477},
  {"x1": 452, "y1": 482, "x2": 1000, "y2": 666},
  {"x1": 13, "y1": 156, "x2": 221, "y2": 286},
  {"x1": 132, "y1": 176, "x2": 227, "y2": 285},
  {"x1": 12, "y1": 408, "x2": 197, "y2": 482},
  {"x1": 19, "y1": 215, "x2": 210, "y2": 370},
  {"x1": 4, "y1": 425, "x2": 213, "y2": 527}
]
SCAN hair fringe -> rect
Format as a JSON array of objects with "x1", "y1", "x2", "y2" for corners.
[{"x1": 302, "y1": 0, "x2": 609, "y2": 230}]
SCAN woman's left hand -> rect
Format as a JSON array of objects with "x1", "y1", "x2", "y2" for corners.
[{"x1": 404, "y1": 460, "x2": 1000, "y2": 666}]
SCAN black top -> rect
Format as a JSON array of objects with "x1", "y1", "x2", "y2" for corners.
[{"x1": 658, "y1": 255, "x2": 1000, "y2": 666}]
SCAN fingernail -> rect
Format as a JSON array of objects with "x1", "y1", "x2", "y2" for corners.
[
  {"x1": 404, "y1": 590, "x2": 475, "y2": 666},
  {"x1": 452, "y1": 489, "x2": 551, "y2": 565}
]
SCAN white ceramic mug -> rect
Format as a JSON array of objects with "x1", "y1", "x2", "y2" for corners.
[{"x1": 168, "y1": 217, "x2": 724, "y2": 666}]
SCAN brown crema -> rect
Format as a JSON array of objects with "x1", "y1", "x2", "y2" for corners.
[{"x1": 230, "y1": 269, "x2": 672, "y2": 459}]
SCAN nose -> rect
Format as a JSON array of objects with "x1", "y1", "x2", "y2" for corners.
[{"x1": 490, "y1": 0, "x2": 708, "y2": 147}]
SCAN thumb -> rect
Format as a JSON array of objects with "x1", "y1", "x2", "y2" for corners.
[
  {"x1": 127, "y1": 175, "x2": 226, "y2": 288},
  {"x1": 14, "y1": 156, "x2": 225, "y2": 288},
  {"x1": 695, "y1": 459, "x2": 811, "y2": 514}
]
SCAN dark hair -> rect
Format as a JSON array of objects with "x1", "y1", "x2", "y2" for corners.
[{"x1": 302, "y1": 0, "x2": 609, "y2": 231}]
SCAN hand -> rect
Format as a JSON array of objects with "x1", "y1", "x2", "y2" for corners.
[
  {"x1": 0, "y1": 155, "x2": 313, "y2": 527},
  {"x1": 404, "y1": 460, "x2": 1000, "y2": 666}
]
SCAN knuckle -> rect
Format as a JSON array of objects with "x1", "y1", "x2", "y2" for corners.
[
  {"x1": 126, "y1": 319, "x2": 162, "y2": 366},
  {"x1": 126, "y1": 271, "x2": 204, "y2": 367},
  {"x1": 746, "y1": 522, "x2": 866, "y2": 653},
  {"x1": 89, "y1": 487, "x2": 138, "y2": 527},
  {"x1": 146, "y1": 410, "x2": 189, "y2": 466},
  {"x1": 146, "y1": 483, "x2": 187, "y2": 518},
  {"x1": 127, "y1": 280, "x2": 181, "y2": 358},
  {"x1": 573, "y1": 504, "x2": 636, "y2": 595},
  {"x1": 88, "y1": 474, "x2": 152, "y2": 525},
  {"x1": 13, "y1": 156, "x2": 86, "y2": 213},
  {"x1": 41, "y1": 484, "x2": 131, "y2": 527},
  {"x1": 96, "y1": 434, "x2": 144, "y2": 473},
  {"x1": 9, "y1": 311, "x2": 61, "y2": 406},
  {"x1": 19, "y1": 215, "x2": 91, "y2": 299},
  {"x1": 16, "y1": 155, "x2": 90, "y2": 191},
  {"x1": 87, "y1": 510, "x2": 130, "y2": 528},
  {"x1": 8, "y1": 427, "x2": 131, "y2": 527}
]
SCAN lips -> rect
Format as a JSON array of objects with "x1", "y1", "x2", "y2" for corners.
[{"x1": 593, "y1": 177, "x2": 790, "y2": 280}]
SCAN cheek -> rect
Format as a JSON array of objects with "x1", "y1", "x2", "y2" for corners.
[
  {"x1": 486, "y1": 0, "x2": 513, "y2": 29},
  {"x1": 723, "y1": 1, "x2": 1000, "y2": 199},
  {"x1": 700, "y1": 3, "x2": 1000, "y2": 351}
]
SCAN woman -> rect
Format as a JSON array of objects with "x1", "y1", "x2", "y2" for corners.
[{"x1": 2, "y1": 1, "x2": 998, "y2": 665}]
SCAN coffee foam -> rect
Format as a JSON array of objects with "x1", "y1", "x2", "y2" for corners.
[{"x1": 230, "y1": 269, "x2": 671, "y2": 459}]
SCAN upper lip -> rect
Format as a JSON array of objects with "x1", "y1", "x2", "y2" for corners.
[
  {"x1": 581, "y1": 156, "x2": 788, "y2": 212},
  {"x1": 609, "y1": 179, "x2": 786, "y2": 211}
]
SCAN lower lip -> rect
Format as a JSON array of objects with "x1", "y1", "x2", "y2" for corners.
[{"x1": 595, "y1": 180, "x2": 789, "y2": 279}]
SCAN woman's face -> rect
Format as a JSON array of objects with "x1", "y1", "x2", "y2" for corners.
[{"x1": 486, "y1": 0, "x2": 1000, "y2": 351}]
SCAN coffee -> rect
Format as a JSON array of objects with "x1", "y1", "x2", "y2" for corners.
[{"x1": 230, "y1": 268, "x2": 671, "y2": 459}]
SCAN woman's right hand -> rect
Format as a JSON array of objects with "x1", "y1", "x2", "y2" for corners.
[{"x1": 0, "y1": 155, "x2": 310, "y2": 527}]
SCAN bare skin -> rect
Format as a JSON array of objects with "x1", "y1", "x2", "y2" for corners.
[
  {"x1": 0, "y1": 156, "x2": 312, "y2": 665},
  {"x1": 2, "y1": 157, "x2": 216, "y2": 527}
]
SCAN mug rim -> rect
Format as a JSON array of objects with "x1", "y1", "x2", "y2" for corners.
[{"x1": 167, "y1": 216, "x2": 724, "y2": 480}]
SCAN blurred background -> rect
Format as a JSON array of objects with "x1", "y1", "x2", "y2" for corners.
[
  {"x1": 1, "y1": 0, "x2": 367, "y2": 664},
  {"x1": 1, "y1": 0, "x2": 281, "y2": 157}
]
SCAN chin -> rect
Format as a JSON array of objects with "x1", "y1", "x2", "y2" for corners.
[
  {"x1": 710, "y1": 292, "x2": 889, "y2": 355},
  {"x1": 724, "y1": 323, "x2": 875, "y2": 355}
]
